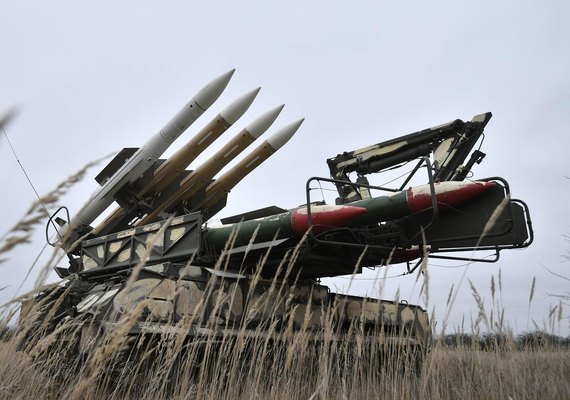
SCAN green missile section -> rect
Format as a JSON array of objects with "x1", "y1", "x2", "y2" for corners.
[
  {"x1": 204, "y1": 204, "x2": 367, "y2": 252},
  {"x1": 205, "y1": 212, "x2": 296, "y2": 252},
  {"x1": 348, "y1": 191, "x2": 409, "y2": 225}
]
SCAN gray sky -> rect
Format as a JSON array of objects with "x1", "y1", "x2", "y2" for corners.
[{"x1": 1, "y1": 1, "x2": 569, "y2": 336}]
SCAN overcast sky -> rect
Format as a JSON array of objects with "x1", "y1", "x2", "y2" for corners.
[{"x1": 1, "y1": 1, "x2": 569, "y2": 336}]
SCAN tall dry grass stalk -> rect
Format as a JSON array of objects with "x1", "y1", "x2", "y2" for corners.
[
  {"x1": 440, "y1": 195, "x2": 511, "y2": 336},
  {"x1": 528, "y1": 276, "x2": 536, "y2": 330}
]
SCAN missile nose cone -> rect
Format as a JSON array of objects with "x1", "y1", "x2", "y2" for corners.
[
  {"x1": 220, "y1": 87, "x2": 261, "y2": 125},
  {"x1": 246, "y1": 104, "x2": 285, "y2": 138},
  {"x1": 266, "y1": 118, "x2": 305, "y2": 150},
  {"x1": 194, "y1": 69, "x2": 235, "y2": 110}
]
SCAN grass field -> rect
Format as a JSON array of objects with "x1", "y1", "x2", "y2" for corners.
[{"x1": 0, "y1": 327, "x2": 568, "y2": 399}]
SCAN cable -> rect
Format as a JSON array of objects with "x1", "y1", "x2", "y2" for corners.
[
  {"x1": 1, "y1": 125, "x2": 62, "y2": 239},
  {"x1": 379, "y1": 166, "x2": 418, "y2": 187},
  {"x1": 1, "y1": 126, "x2": 49, "y2": 216}
]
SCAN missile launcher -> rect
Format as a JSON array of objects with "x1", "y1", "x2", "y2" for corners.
[{"x1": 21, "y1": 72, "x2": 533, "y2": 374}]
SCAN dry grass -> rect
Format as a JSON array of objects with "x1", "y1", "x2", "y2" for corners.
[
  {"x1": 3, "y1": 253, "x2": 569, "y2": 400},
  {"x1": 0, "y1": 327, "x2": 568, "y2": 400}
]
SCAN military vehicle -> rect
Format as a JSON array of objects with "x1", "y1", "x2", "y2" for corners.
[{"x1": 17, "y1": 70, "x2": 532, "y2": 373}]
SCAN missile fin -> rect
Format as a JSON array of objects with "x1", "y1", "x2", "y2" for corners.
[{"x1": 94, "y1": 148, "x2": 138, "y2": 186}]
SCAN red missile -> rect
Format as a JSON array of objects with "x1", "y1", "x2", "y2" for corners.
[
  {"x1": 290, "y1": 205, "x2": 367, "y2": 235},
  {"x1": 405, "y1": 181, "x2": 496, "y2": 213},
  {"x1": 348, "y1": 180, "x2": 496, "y2": 226}
]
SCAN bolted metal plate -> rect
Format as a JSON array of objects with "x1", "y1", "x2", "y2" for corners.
[{"x1": 81, "y1": 212, "x2": 202, "y2": 274}]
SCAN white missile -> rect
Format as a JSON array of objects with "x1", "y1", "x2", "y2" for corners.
[
  {"x1": 91, "y1": 87, "x2": 260, "y2": 236},
  {"x1": 61, "y1": 69, "x2": 235, "y2": 247},
  {"x1": 194, "y1": 118, "x2": 304, "y2": 212},
  {"x1": 136, "y1": 104, "x2": 285, "y2": 225},
  {"x1": 145, "y1": 87, "x2": 261, "y2": 195}
]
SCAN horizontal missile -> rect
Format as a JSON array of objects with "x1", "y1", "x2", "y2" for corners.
[
  {"x1": 91, "y1": 87, "x2": 260, "y2": 236},
  {"x1": 61, "y1": 69, "x2": 235, "y2": 248},
  {"x1": 136, "y1": 104, "x2": 285, "y2": 225},
  {"x1": 193, "y1": 118, "x2": 305, "y2": 213},
  {"x1": 346, "y1": 180, "x2": 496, "y2": 226},
  {"x1": 203, "y1": 180, "x2": 495, "y2": 252}
]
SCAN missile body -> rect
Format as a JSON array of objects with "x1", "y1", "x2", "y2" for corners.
[
  {"x1": 62, "y1": 69, "x2": 235, "y2": 246},
  {"x1": 145, "y1": 87, "x2": 261, "y2": 195},
  {"x1": 346, "y1": 180, "x2": 495, "y2": 227},
  {"x1": 204, "y1": 180, "x2": 495, "y2": 252},
  {"x1": 92, "y1": 87, "x2": 259, "y2": 236},
  {"x1": 137, "y1": 105, "x2": 284, "y2": 225},
  {"x1": 204, "y1": 204, "x2": 368, "y2": 251},
  {"x1": 193, "y1": 118, "x2": 304, "y2": 213}
]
